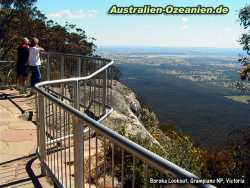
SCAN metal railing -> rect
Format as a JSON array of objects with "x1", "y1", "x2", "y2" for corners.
[
  {"x1": 35, "y1": 52, "x2": 215, "y2": 188},
  {"x1": 0, "y1": 60, "x2": 16, "y2": 87}
]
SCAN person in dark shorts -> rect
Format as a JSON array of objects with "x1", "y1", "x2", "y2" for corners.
[{"x1": 16, "y1": 37, "x2": 29, "y2": 93}]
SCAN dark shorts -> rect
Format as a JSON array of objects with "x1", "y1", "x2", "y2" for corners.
[{"x1": 16, "y1": 64, "x2": 29, "y2": 77}]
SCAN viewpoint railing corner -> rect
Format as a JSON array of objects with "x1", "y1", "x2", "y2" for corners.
[{"x1": 31, "y1": 52, "x2": 215, "y2": 188}]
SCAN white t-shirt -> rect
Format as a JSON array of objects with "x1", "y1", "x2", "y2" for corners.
[{"x1": 29, "y1": 46, "x2": 41, "y2": 66}]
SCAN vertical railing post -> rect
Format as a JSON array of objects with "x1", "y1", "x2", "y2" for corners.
[
  {"x1": 82, "y1": 58, "x2": 86, "y2": 77},
  {"x1": 73, "y1": 81, "x2": 84, "y2": 188},
  {"x1": 35, "y1": 93, "x2": 40, "y2": 158},
  {"x1": 77, "y1": 57, "x2": 81, "y2": 77},
  {"x1": 102, "y1": 69, "x2": 107, "y2": 114},
  {"x1": 38, "y1": 93, "x2": 47, "y2": 175},
  {"x1": 60, "y1": 55, "x2": 65, "y2": 79},
  {"x1": 73, "y1": 81, "x2": 80, "y2": 109},
  {"x1": 60, "y1": 55, "x2": 65, "y2": 96},
  {"x1": 46, "y1": 54, "x2": 51, "y2": 81}
]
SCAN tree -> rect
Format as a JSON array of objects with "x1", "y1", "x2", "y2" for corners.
[
  {"x1": 239, "y1": 5, "x2": 250, "y2": 81},
  {"x1": 0, "y1": 0, "x2": 95, "y2": 60},
  {"x1": 0, "y1": 0, "x2": 36, "y2": 59}
]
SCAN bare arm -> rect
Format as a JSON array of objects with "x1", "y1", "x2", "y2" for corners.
[
  {"x1": 37, "y1": 46, "x2": 45, "y2": 51},
  {"x1": 39, "y1": 47, "x2": 45, "y2": 51}
]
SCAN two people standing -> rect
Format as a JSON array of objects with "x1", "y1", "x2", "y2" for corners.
[{"x1": 16, "y1": 37, "x2": 44, "y2": 94}]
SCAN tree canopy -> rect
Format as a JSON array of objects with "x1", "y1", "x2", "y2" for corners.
[
  {"x1": 239, "y1": 5, "x2": 250, "y2": 55},
  {"x1": 238, "y1": 6, "x2": 250, "y2": 82},
  {"x1": 0, "y1": 0, "x2": 95, "y2": 60}
]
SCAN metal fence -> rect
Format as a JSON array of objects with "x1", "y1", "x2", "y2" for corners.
[
  {"x1": 0, "y1": 60, "x2": 16, "y2": 87},
  {"x1": 35, "y1": 52, "x2": 215, "y2": 188}
]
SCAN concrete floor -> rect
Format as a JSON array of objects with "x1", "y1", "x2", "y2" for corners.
[{"x1": 0, "y1": 89, "x2": 53, "y2": 187}]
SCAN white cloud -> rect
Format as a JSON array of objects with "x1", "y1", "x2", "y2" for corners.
[
  {"x1": 48, "y1": 9, "x2": 98, "y2": 20},
  {"x1": 181, "y1": 17, "x2": 188, "y2": 23},
  {"x1": 180, "y1": 17, "x2": 189, "y2": 30}
]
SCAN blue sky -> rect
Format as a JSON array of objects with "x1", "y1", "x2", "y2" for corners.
[{"x1": 36, "y1": 0, "x2": 250, "y2": 48}]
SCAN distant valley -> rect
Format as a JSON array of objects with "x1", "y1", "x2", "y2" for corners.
[{"x1": 97, "y1": 47, "x2": 250, "y2": 149}]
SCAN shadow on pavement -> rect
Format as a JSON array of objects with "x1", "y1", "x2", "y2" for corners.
[
  {"x1": 0, "y1": 91, "x2": 34, "y2": 120},
  {"x1": 0, "y1": 154, "x2": 44, "y2": 188}
]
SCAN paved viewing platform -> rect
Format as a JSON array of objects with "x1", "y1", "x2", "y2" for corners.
[
  {"x1": 0, "y1": 89, "x2": 52, "y2": 187},
  {"x1": 0, "y1": 89, "x2": 104, "y2": 188}
]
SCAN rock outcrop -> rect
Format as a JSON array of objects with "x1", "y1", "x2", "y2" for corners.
[{"x1": 103, "y1": 80, "x2": 160, "y2": 145}]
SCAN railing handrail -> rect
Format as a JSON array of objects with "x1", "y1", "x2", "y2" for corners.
[
  {"x1": 36, "y1": 60, "x2": 114, "y2": 87},
  {"x1": 35, "y1": 52, "x2": 215, "y2": 188},
  {"x1": 0, "y1": 60, "x2": 15, "y2": 63}
]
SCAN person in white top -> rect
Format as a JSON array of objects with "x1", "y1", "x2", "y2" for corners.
[{"x1": 28, "y1": 37, "x2": 44, "y2": 88}]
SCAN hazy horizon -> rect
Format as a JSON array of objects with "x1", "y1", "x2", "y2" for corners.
[
  {"x1": 96, "y1": 45, "x2": 245, "y2": 58},
  {"x1": 97, "y1": 45, "x2": 242, "y2": 50}
]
